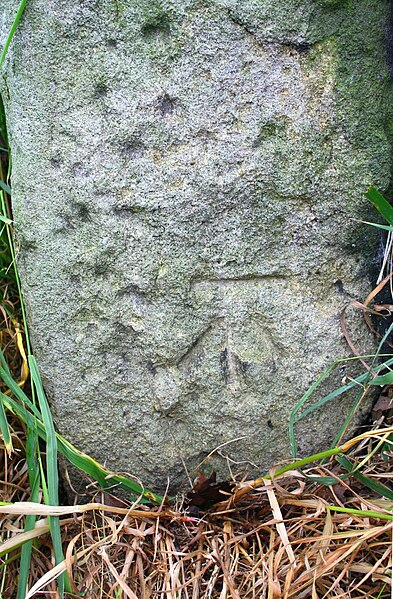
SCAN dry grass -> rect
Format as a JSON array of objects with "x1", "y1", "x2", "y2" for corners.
[{"x1": 0, "y1": 411, "x2": 392, "y2": 598}]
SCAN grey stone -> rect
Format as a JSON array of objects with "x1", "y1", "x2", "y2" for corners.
[{"x1": 1, "y1": 0, "x2": 392, "y2": 493}]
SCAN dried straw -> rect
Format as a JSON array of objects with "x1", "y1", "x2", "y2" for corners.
[{"x1": 1, "y1": 417, "x2": 392, "y2": 598}]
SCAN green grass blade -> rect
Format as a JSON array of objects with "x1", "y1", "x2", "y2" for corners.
[
  {"x1": 0, "y1": 364, "x2": 41, "y2": 418},
  {"x1": 301, "y1": 474, "x2": 351, "y2": 485},
  {"x1": 0, "y1": 348, "x2": 41, "y2": 418},
  {"x1": 365, "y1": 186, "x2": 393, "y2": 225},
  {"x1": 337, "y1": 455, "x2": 393, "y2": 500},
  {"x1": 28, "y1": 358, "x2": 58, "y2": 504},
  {"x1": 17, "y1": 516, "x2": 36, "y2": 599},
  {"x1": 0, "y1": 215, "x2": 12, "y2": 225},
  {"x1": 0, "y1": 0, "x2": 28, "y2": 68},
  {"x1": 28, "y1": 356, "x2": 70, "y2": 596},
  {"x1": 17, "y1": 476, "x2": 39, "y2": 599},
  {"x1": 0, "y1": 396, "x2": 12, "y2": 454},
  {"x1": 328, "y1": 390, "x2": 365, "y2": 450},
  {"x1": 57, "y1": 434, "x2": 164, "y2": 503},
  {"x1": 0, "y1": 182, "x2": 11, "y2": 197},
  {"x1": 361, "y1": 220, "x2": 393, "y2": 232},
  {"x1": 257, "y1": 447, "x2": 345, "y2": 485},
  {"x1": 373, "y1": 583, "x2": 388, "y2": 599},
  {"x1": 289, "y1": 360, "x2": 337, "y2": 456},
  {"x1": 368, "y1": 370, "x2": 393, "y2": 386},
  {"x1": 17, "y1": 397, "x2": 40, "y2": 599},
  {"x1": 327, "y1": 505, "x2": 393, "y2": 520}
]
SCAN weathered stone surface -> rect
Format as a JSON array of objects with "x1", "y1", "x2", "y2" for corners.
[{"x1": 1, "y1": 0, "x2": 392, "y2": 492}]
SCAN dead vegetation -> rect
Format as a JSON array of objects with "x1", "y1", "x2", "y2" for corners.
[{"x1": 0, "y1": 406, "x2": 392, "y2": 598}]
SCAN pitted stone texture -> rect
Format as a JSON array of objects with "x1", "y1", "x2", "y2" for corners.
[{"x1": 1, "y1": 0, "x2": 392, "y2": 491}]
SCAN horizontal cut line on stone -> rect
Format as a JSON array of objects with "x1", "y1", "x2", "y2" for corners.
[{"x1": 190, "y1": 274, "x2": 288, "y2": 289}]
